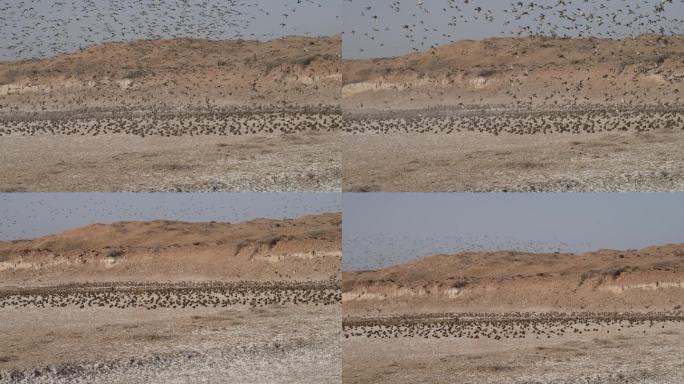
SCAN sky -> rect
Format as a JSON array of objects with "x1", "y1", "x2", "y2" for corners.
[
  {"x1": 4, "y1": 1, "x2": 684, "y2": 61},
  {"x1": 343, "y1": 193, "x2": 684, "y2": 271},
  {"x1": 0, "y1": 193, "x2": 341, "y2": 240},
  {"x1": 343, "y1": 0, "x2": 684, "y2": 58},
  {"x1": 0, "y1": 0, "x2": 341, "y2": 61},
  {"x1": 4, "y1": 192, "x2": 683, "y2": 266}
]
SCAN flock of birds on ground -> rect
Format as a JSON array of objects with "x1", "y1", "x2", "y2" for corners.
[
  {"x1": 345, "y1": 1, "x2": 684, "y2": 119},
  {"x1": 0, "y1": 2, "x2": 682, "y2": 135},
  {"x1": 0, "y1": 0, "x2": 338, "y2": 61},
  {"x1": 343, "y1": 108, "x2": 684, "y2": 135},
  {"x1": 1, "y1": 108, "x2": 682, "y2": 136},
  {"x1": 345, "y1": 0, "x2": 684, "y2": 57},
  {"x1": 343, "y1": 311, "x2": 684, "y2": 339},
  {"x1": 0, "y1": 109, "x2": 341, "y2": 136},
  {"x1": 0, "y1": 281, "x2": 342, "y2": 310}
]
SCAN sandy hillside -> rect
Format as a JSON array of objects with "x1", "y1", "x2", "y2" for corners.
[
  {"x1": 343, "y1": 244, "x2": 684, "y2": 315},
  {"x1": 343, "y1": 35, "x2": 684, "y2": 112},
  {"x1": 0, "y1": 212, "x2": 342, "y2": 384},
  {"x1": 0, "y1": 35, "x2": 341, "y2": 114},
  {"x1": 0, "y1": 212, "x2": 341, "y2": 285}
]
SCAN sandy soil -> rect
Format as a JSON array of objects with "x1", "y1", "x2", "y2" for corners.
[
  {"x1": 0, "y1": 132, "x2": 340, "y2": 192},
  {"x1": 0, "y1": 36, "x2": 340, "y2": 112},
  {"x1": 341, "y1": 35, "x2": 684, "y2": 192},
  {"x1": 0, "y1": 213, "x2": 341, "y2": 285},
  {"x1": 343, "y1": 316, "x2": 684, "y2": 384},
  {"x1": 0, "y1": 36, "x2": 341, "y2": 192},
  {"x1": 342, "y1": 129, "x2": 684, "y2": 192},
  {"x1": 342, "y1": 36, "x2": 683, "y2": 111},
  {"x1": 0, "y1": 214, "x2": 342, "y2": 383},
  {"x1": 1, "y1": 302, "x2": 340, "y2": 384},
  {"x1": 343, "y1": 244, "x2": 684, "y2": 315},
  {"x1": 343, "y1": 245, "x2": 684, "y2": 383}
]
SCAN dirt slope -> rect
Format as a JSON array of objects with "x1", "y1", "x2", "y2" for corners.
[
  {"x1": 343, "y1": 244, "x2": 684, "y2": 314},
  {"x1": 0, "y1": 35, "x2": 341, "y2": 114},
  {"x1": 0, "y1": 212, "x2": 341, "y2": 285},
  {"x1": 343, "y1": 35, "x2": 684, "y2": 112}
]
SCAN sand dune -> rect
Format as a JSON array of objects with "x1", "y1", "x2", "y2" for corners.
[
  {"x1": 0, "y1": 35, "x2": 341, "y2": 114},
  {"x1": 0, "y1": 212, "x2": 341, "y2": 285},
  {"x1": 341, "y1": 36, "x2": 684, "y2": 192},
  {"x1": 343, "y1": 244, "x2": 684, "y2": 314},
  {"x1": 0, "y1": 213, "x2": 342, "y2": 383},
  {"x1": 0, "y1": 36, "x2": 343, "y2": 192},
  {"x1": 343, "y1": 35, "x2": 684, "y2": 112},
  {"x1": 343, "y1": 245, "x2": 684, "y2": 383}
]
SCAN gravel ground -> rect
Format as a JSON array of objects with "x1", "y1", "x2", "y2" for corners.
[
  {"x1": 343, "y1": 316, "x2": 684, "y2": 384},
  {"x1": 343, "y1": 129, "x2": 684, "y2": 192},
  {"x1": 0, "y1": 301, "x2": 340, "y2": 384},
  {"x1": 0, "y1": 132, "x2": 340, "y2": 192},
  {"x1": 1, "y1": 340, "x2": 339, "y2": 384}
]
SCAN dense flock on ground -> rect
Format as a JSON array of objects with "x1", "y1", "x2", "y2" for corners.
[
  {"x1": 343, "y1": 311, "x2": 684, "y2": 339},
  {"x1": 0, "y1": 108, "x2": 341, "y2": 137},
  {"x1": 0, "y1": 281, "x2": 341, "y2": 310},
  {"x1": 342, "y1": 108, "x2": 684, "y2": 135}
]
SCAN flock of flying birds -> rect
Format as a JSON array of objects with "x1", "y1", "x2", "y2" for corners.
[
  {"x1": 0, "y1": 281, "x2": 341, "y2": 310},
  {"x1": 345, "y1": 0, "x2": 684, "y2": 56},
  {"x1": 2, "y1": 0, "x2": 683, "y2": 61},
  {"x1": 0, "y1": 0, "x2": 339, "y2": 61},
  {"x1": 343, "y1": 311, "x2": 684, "y2": 339}
]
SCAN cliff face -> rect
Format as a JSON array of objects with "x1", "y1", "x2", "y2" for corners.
[
  {"x1": 0, "y1": 35, "x2": 342, "y2": 114},
  {"x1": 342, "y1": 35, "x2": 684, "y2": 112},
  {"x1": 343, "y1": 245, "x2": 684, "y2": 315},
  {"x1": 0, "y1": 213, "x2": 342, "y2": 285}
]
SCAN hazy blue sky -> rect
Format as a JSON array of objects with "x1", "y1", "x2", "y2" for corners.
[
  {"x1": 0, "y1": 0, "x2": 341, "y2": 61},
  {"x1": 0, "y1": 193, "x2": 340, "y2": 240},
  {"x1": 5, "y1": 1, "x2": 684, "y2": 61},
  {"x1": 343, "y1": 0, "x2": 684, "y2": 58},
  {"x1": 343, "y1": 193, "x2": 684, "y2": 271}
]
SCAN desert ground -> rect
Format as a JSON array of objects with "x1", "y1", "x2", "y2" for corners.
[
  {"x1": 342, "y1": 244, "x2": 684, "y2": 383},
  {"x1": 343, "y1": 127, "x2": 684, "y2": 192},
  {"x1": 0, "y1": 213, "x2": 342, "y2": 383},
  {"x1": 0, "y1": 130, "x2": 340, "y2": 192},
  {"x1": 0, "y1": 36, "x2": 341, "y2": 192},
  {"x1": 342, "y1": 36, "x2": 684, "y2": 192}
]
